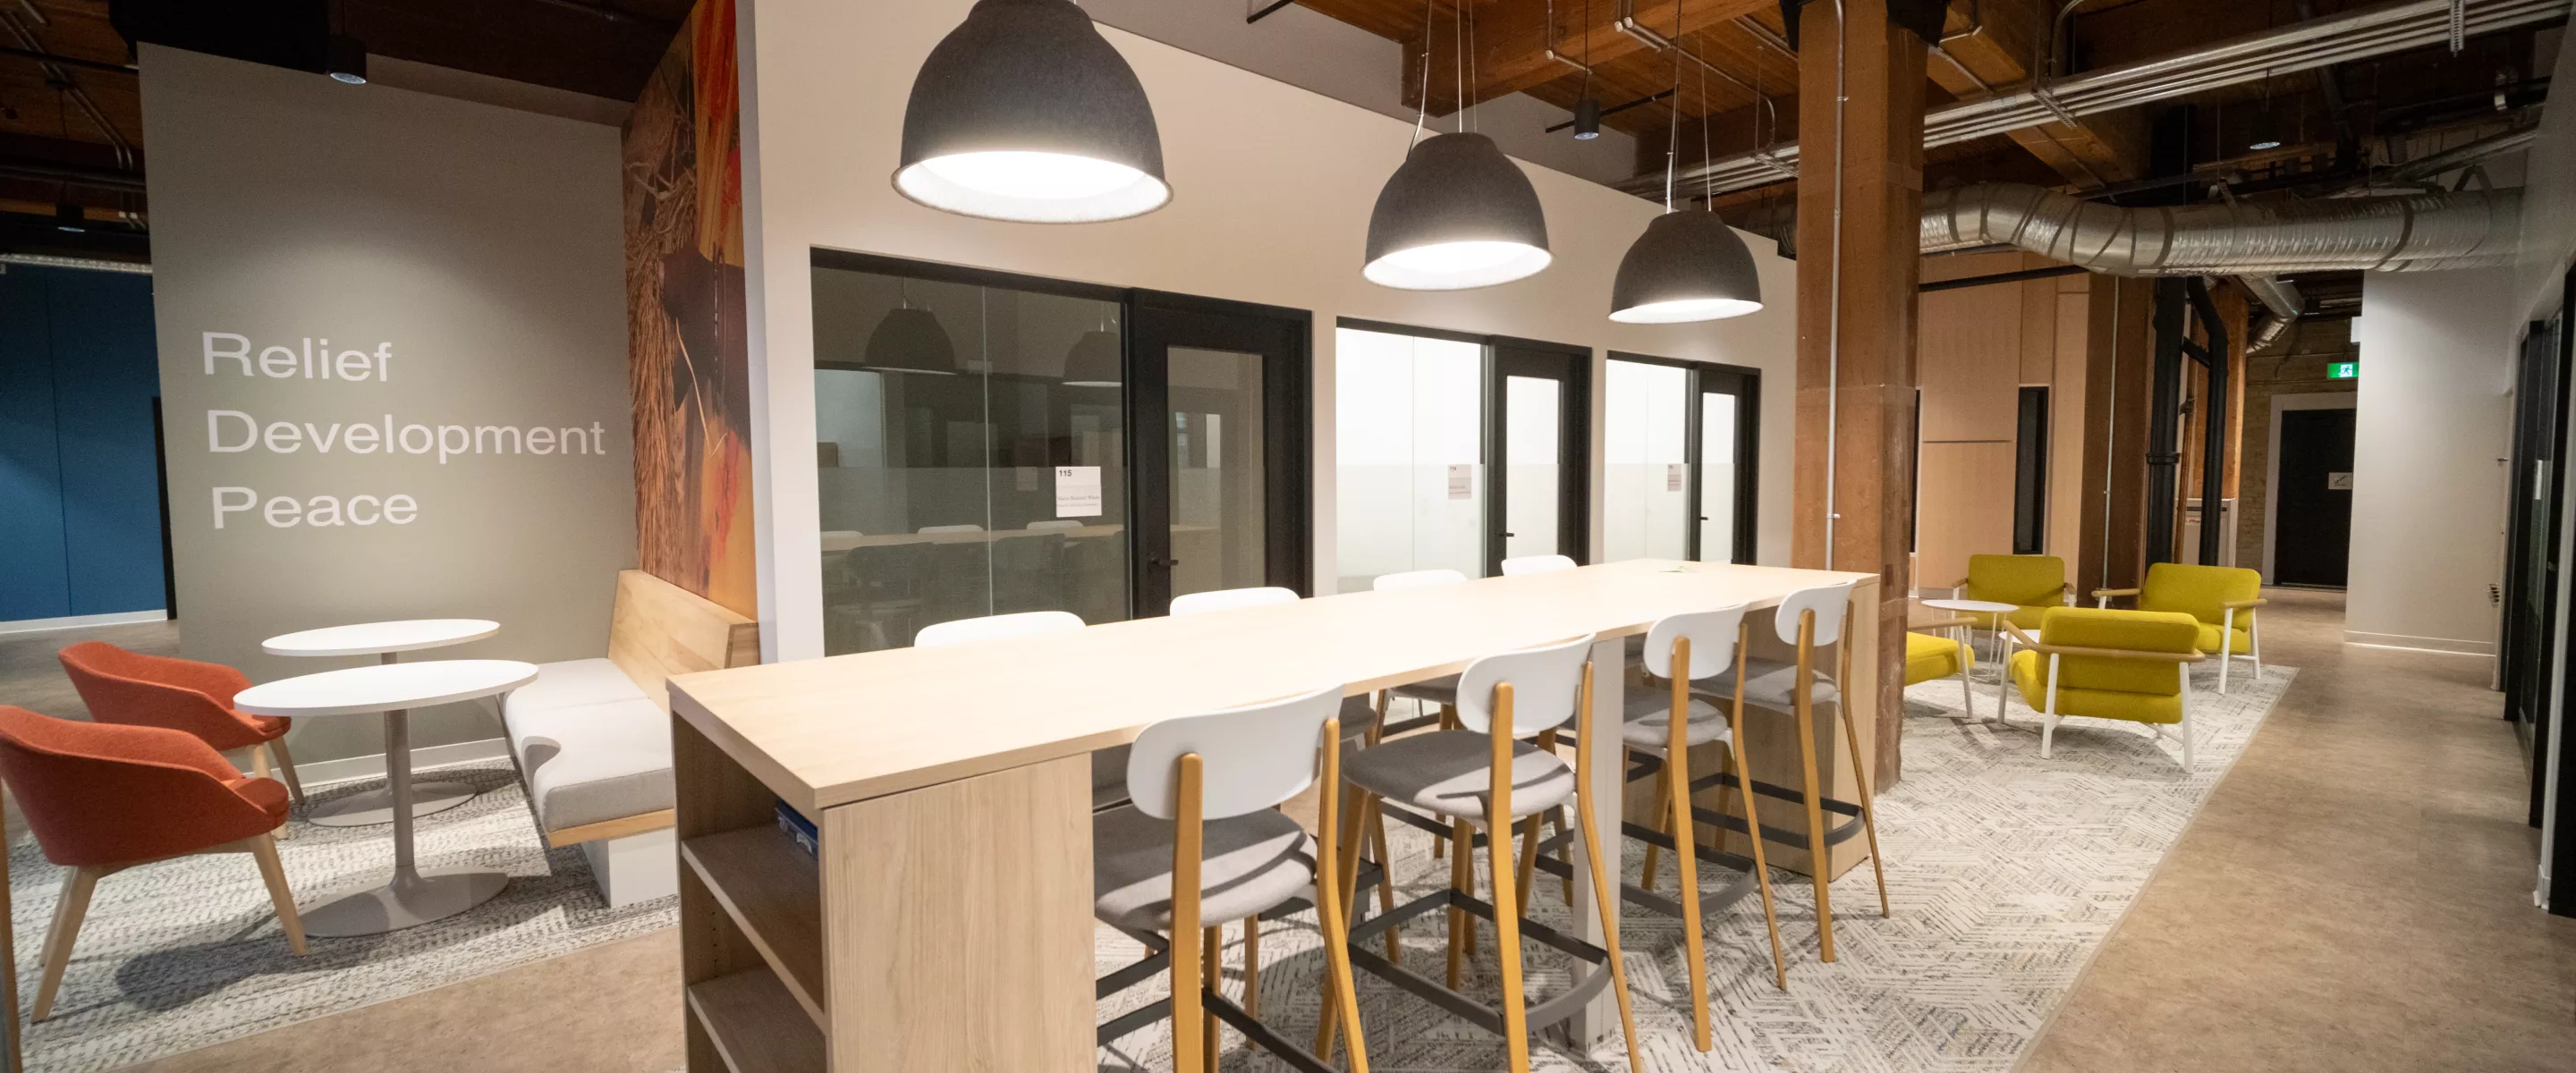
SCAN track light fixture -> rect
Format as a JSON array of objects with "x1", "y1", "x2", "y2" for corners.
[{"x1": 894, "y1": 0, "x2": 1169, "y2": 224}]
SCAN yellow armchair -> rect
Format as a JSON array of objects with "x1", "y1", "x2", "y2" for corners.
[
  {"x1": 2000, "y1": 607, "x2": 2207, "y2": 768},
  {"x1": 1952, "y1": 554, "x2": 2074, "y2": 632},
  {"x1": 1904, "y1": 629, "x2": 1978, "y2": 717},
  {"x1": 2092, "y1": 562, "x2": 2265, "y2": 693}
]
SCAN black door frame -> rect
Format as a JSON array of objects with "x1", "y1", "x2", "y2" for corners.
[
  {"x1": 1608, "y1": 351, "x2": 1762, "y2": 565},
  {"x1": 1127, "y1": 291, "x2": 1314, "y2": 613},
  {"x1": 808, "y1": 249, "x2": 1314, "y2": 625},
  {"x1": 1487, "y1": 336, "x2": 1592, "y2": 575}
]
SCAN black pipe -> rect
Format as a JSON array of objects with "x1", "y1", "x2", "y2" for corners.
[
  {"x1": 2145, "y1": 277, "x2": 2188, "y2": 567},
  {"x1": 1920, "y1": 264, "x2": 2089, "y2": 292},
  {"x1": 2187, "y1": 278, "x2": 2233, "y2": 567},
  {"x1": 0, "y1": 46, "x2": 136, "y2": 75}
]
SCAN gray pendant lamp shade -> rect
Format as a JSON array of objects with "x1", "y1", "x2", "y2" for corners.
[
  {"x1": 1608, "y1": 210, "x2": 1765, "y2": 323},
  {"x1": 1362, "y1": 132, "x2": 1552, "y2": 291},
  {"x1": 865, "y1": 307, "x2": 960, "y2": 375},
  {"x1": 894, "y1": 0, "x2": 1169, "y2": 224},
  {"x1": 1063, "y1": 329, "x2": 1122, "y2": 386}
]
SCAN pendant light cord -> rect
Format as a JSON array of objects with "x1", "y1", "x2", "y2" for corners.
[{"x1": 1409, "y1": 0, "x2": 1433, "y2": 148}]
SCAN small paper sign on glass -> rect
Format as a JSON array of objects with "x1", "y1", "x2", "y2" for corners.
[{"x1": 1055, "y1": 465, "x2": 1103, "y2": 518}]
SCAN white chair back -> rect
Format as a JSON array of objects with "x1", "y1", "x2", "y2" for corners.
[
  {"x1": 1499, "y1": 554, "x2": 1578, "y2": 576},
  {"x1": 1454, "y1": 634, "x2": 1596, "y2": 739},
  {"x1": 1641, "y1": 604, "x2": 1751, "y2": 681},
  {"x1": 1170, "y1": 587, "x2": 1301, "y2": 617},
  {"x1": 1770, "y1": 581, "x2": 1856, "y2": 647},
  {"x1": 1126, "y1": 685, "x2": 1343, "y2": 821},
  {"x1": 919, "y1": 524, "x2": 985, "y2": 534},
  {"x1": 914, "y1": 610, "x2": 1084, "y2": 648},
  {"x1": 1026, "y1": 520, "x2": 1082, "y2": 531},
  {"x1": 1374, "y1": 568, "x2": 1468, "y2": 591}
]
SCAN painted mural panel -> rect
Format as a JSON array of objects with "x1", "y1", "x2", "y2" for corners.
[{"x1": 623, "y1": 0, "x2": 756, "y2": 616}]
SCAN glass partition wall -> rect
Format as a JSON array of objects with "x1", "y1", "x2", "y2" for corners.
[
  {"x1": 1602, "y1": 354, "x2": 1760, "y2": 565},
  {"x1": 812, "y1": 256, "x2": 1307, "y2": 654}
]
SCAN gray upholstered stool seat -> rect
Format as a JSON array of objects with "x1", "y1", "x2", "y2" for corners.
[
  {"x1": 1616, "y1": 689, "x2": 1736, "y2": 749},
  {"x1": 1091, "y1": 807, "x2": 1318, "y2": 931},
  {"x1": 1341, "y1": 730, "x2": 1575, "y2": 824},
  {"x1": 1391, "y1": 673, "x2": 1460, "y2": 705},
  {"x1": 1692, "y1": 657, "x2": 1837, "y2": 712}
]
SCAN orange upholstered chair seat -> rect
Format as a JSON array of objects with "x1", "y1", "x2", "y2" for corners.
[
  {"x1": 0, "y1": 706, "x2": 291, "y2": 867},
  {"x1": 56, "y1": 641, "x2": 287, "y2": 750}
]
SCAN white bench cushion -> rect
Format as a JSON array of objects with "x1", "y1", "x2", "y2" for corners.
[
  {"x1": 508, "y1": 697, "x2": 674, "y2": 834},
  {"x1": 503, "y1": 657, "x2": 648, "y2": 717}
]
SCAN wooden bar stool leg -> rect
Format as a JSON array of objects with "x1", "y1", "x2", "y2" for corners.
[
  {"x1": 1170, "y1": 756, "x2": 1206, "y2": 1073},
  {"x1": 1731, "y1": 730, "x2": 1790, "y2": 990},
  {"x1": 1446, "y1": 818, "x2": 1474, "y2": 988},
  {"x1": 1571, "y1": 664, "x2": 1644, "y2": 1073},
  {"x1": 1201, "y1": 925, "x2": 1222, "y2": 1071},
  {"x1": 1313, "y1": 721, "x2": 1369, "y2": 1073},
  {"x1": 1318, "y1": 779, "x2": 1371, "y2": 1059},
  {"x1": 1513, "y1": 813, "x2": 1541, "y2": 919},
  {"x1": 1485, "y1": 687, "x2": 1530, "y2": 1073},
  {"x1": 1241, "y1": 916, "x2": 1259, "y2": 1017},
  {"x1": 1835, "y1": 696, "x2": 1891, "y2": 917},
  {"x1": 1365, "y1": 798, "x2": 1399, "y2": 962},
  {"x1": 1640, "y1": 754, "x2": 1672, "y2": 891},
  {"x1": 1792, "y1": 647, "x2": 1837, "y2": 962},
  {"x1": 1712, "y1": 742, "x2": 1739, "y2": 860}
]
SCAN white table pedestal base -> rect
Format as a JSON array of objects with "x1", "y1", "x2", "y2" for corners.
[
  {"x1": 300, "y1": 865, "x2": 510, "y2": 936},
  {"x1": 304, "y1": 782, "x2": 477, "y2": 827}
]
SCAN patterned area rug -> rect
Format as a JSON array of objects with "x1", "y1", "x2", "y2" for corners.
[
  {"x1": 5, "y1": 762, "x2": 674, "y2": 1072},
  {"x1": 1100, "y1": 661, "x2": 2296, "y2": 1072}
]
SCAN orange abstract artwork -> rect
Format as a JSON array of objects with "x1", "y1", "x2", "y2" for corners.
[{"x1": 623, "y1": 0, "x2": 757, "y2": 618}]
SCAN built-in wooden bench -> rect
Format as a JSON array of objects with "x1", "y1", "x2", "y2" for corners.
[{"x1": 497, "y1": 570, "x2": 758, "y2": 906}]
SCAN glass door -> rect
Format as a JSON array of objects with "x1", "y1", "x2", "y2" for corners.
[
  {"x1": 1127, "y1": 293, "x2": 1310, "y2": 614},
  {"x1": 1691, "y1": 366, "x2": 1759, "y2": 564},
  {"x1": 1487, "y1": 341, "x2": 1589, "y2": 575}
]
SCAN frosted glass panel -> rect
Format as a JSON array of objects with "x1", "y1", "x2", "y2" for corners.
[
  {"x1": 1503, "y1": 376, "x2": 1561, "y2": 560},
  {"x1": 1602, "y1": 360, "x2": 1690, "y2": 562},
  {"x1": 1699, "y1": 391, "x2": 1738, "y2": 562},
  {"x1": 1335, "y1": 326, "x2": 1485, "y2": 591},
  {"x1": 1167, "y1": 348, "x2": 1266, "y2": 600}
]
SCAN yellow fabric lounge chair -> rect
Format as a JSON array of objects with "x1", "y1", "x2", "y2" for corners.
[
  {"x1": 1998, "y1": 608, "x2": 2207, "y2": 769},
  {"x1": 1950, "y1": 553, "x2": 2074, "y2": 631},
  {"x1": 2092, "y1": 562, "x2": 2267, "y2": 693},
  {"x1": 1904, "y1": 629, "x2": 1978, "y2": 718}
]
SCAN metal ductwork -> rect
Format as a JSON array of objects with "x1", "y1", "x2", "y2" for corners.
[
  {"x1": 2237, "y1": 275, "x2": 2304, "y2": 352},
  {"x1": 1919, "y1": 182, "x2": 2521, "y2": 275}
]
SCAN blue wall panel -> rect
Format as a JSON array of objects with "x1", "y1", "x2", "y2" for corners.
[
  {"x1": 0, "y1": 271, "x2": 70, "y2": 621},
  {"x1": 0, "y1": 265, "x2": 165, "y2": 624},
  {"x1": 47, "y1": 271, "x2": 166, "y2": 615}
]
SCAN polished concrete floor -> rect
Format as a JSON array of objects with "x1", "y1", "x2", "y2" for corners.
[{"x1": 4, "y1": 596, "x2": 2571, "y2": 1072}]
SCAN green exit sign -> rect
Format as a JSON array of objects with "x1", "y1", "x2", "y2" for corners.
[{"x1": 2327, "y1": 361, "x2": 2359, "y2": 380}]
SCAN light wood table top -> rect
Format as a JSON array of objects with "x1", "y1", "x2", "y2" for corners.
[
  {"x1": 262, "y1": 619, "x2": 499, "y2": 657},
  {"x1": 673, "y1": 559, "x2": 1875, "y2": 814}
]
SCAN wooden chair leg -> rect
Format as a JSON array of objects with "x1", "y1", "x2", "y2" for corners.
[
  {"x1": 1364, "y1": 797, "x2": 1400, "y2": 963},
  {"x1": 1431, "y1": 703, "x2": 1458, "y2": 860},
  {"x1": 1712, "y1": 743, "x2": 1739, "y2": 861},
  {"x1": 267, "y1": 737, "x2": 308, "y2": 806},
  {"x1": 0, "y1": 793, "x2": 20, "y2": 1073},
  {"x1": 1446, "y1": 818, "x2": 1473, "y2": 989},
  {"x1": 1793, "y1": 690, "x2": 1837, "y2": 962},
  {"x1": 1241, "y1": 916, "x2": 1259, "y2": 1017},
  {"x1": 31, "y1": 866, "x2": 99, "y2": 1022},
  {"x1": 1318, "y1": 783, "x2": 1371, "y2": 1059},
  {"x1": 1201, "y1": 926, "x2": 1222, "y2": 1072},
  {"x1": 1550, "y1": 807, "x2": 1573, "y2": 906},
  {"x1": 248, "y1": 834, "x2": 307, "y2": 956},
  {"x1": 249, "y1": 747, "x2": 290, "y2": 841},
  {"x1": 1834, "y1": 698, "x2": 1891, "y2": 917},
  {"x1": 1668, "y1": 741, "x2": 1712, "y2": 1052},
  {"x1": 1572, "y1": 765, "x2": 1644, "y2": 1073},
  {"x1": 1513, "y1": 814, "x2": 1541, "y2": 919},
  {"x1": 1731, "y1": 734, "x2": 1790, "y2": 990},
  {"x1": 1640, "y1": 754, "x2": 1673, "y2": 891}
]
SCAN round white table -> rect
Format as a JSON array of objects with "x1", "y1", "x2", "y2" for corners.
[
  {"x1": 234, "y1": 659, "x2": 536, "y2": 936},
  {"x1": 263, "y1": 620, "x2": 498, "y2": 827}
]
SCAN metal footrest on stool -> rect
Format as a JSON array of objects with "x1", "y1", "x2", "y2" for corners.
[
  {"x1": 1622, "y1": 751, "x2": 1869, "y2": 855},
  {"x1": 1341, "y1": 883, "x2": 1614, "y2": 1036}
]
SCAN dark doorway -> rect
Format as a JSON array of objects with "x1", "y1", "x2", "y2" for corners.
[
  {"x1": 1486, "y1": 339, "x2": 1592, "y2": 576},
  {"x1": 1127, "y1": 292, "x2": 1311, "y2": 614},
  {"x1": 2271, "y1": 406, "x2": 2356, "y2": 587}
]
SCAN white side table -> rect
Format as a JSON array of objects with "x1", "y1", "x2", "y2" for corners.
[
  {"x1": 263, "y1": 620, "x2": 498, "y2": 827},
  {"x1": 233, "y1": 659, "x2": 537, "y2": 935},
  {"x1": 1919, "y1": 597, "x2": 2019, "y2": 680}
]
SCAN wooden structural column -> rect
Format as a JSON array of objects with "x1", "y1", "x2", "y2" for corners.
[{"x1": 1791, "y1": 0, "x2": 1931, "y2": 785}]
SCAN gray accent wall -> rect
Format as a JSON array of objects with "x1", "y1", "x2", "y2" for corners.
[{"x1": 140, "y1": 45, "x2": 635, "y2": 764}]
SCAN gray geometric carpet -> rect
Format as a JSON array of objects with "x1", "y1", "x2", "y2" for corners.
[
  {"x1": 4, "y1": 762, "x2": 674, "y2": 1072},
  {"x1": 1100, "y1": 661, "x2": 2295, "y2": 1072}
]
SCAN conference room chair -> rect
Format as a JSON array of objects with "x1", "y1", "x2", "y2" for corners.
[
  {"x1": 1167, "y1": 586, "x2": 1299, "y2": 615},
  {"x1": 2094, "y1": 562, "x2": 2266, "y2": 691},
  {"x1": 1688, "y1": 580, "x2": 1887, "y2": 963},
  {"x1": 1092, "y1": 685, "x2": 1368, "y2": 1073},
  {"x1": 57, "y1": 642, "x2": 308, "y2": 810},
  {"x1": 1905, "y1": 626, "x2": 1979, "y2": 718},
  {"x1": 1606, "y1": 606, "x2": 1791, "y2": 1046},
  {"x1": 1320, "y1": 634, "x2": 1642, "y2": 1073},
  {"x1": 1998, "y1": 608, "x2": 2207, "y2": 768},
  {"x1": 1366, "y1": 568, "x2": 1475, "y2": 865},
  {"x1": 1948, "y1": 553, "x2": 2074, "y2": 631},
  {"x1": 0, "y1": 705, "x2": 306, "y2": 1021},
  {"x1": 1498, "y1": 553, "x2": 1577, "y2": 575}
]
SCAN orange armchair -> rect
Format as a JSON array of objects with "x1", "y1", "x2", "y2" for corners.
[
  {"x1": 0, "y1": 705, "x2": 306, "y2": 1020},
  {"x1": 57, "y1": 641, "x2": 305, "y2": 807}
]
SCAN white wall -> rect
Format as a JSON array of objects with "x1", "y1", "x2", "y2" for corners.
[
  {"x1": 2346, "y1": 267, "x2": 2519, "y2": 653},
  {"x1": 735, "y1": 0, "x2": 1799, "y2": 660}
]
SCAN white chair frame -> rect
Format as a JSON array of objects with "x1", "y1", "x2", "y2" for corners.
[
  {"x1": 1996, "y1": 623, "x2": 2205, "y2": 770},
  {"x1": 1169, "y1": 587, "x2": 1301, "y2": 617},
  {"x1": 1497, "y1": 554, "x2": 1577, "y2": 576}
]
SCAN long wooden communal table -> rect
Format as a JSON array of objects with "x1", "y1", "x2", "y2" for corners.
[{"x1": 667, "y1": 559, "x2": 1881, "y2": 1073}]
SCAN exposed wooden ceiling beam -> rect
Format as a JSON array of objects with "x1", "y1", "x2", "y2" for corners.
[{"x1": 1400, "y1": 0, "x2": 1778, "y2": 116}]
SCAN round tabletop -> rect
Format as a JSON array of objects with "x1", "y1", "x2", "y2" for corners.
[
  {"x1": 263, "y1": 619, "x2": 499, "y2": 657},
  {"x1": 233, "y1": 660, "x2": 538, "y2": 717},
  {"x1": 1920, "y1": 597, "x2": 2020, "y2": 614}
]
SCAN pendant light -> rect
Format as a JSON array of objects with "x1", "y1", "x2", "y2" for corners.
[
  {"x1": 1609, "y1": 34, "x2": 1762, "y2": 323},
  {"x1": 894, "y1": 0, "x2": 1169, "y2": 224},
  {"x1": 864, "y1": 286, "x2": 959, "y2": 376},
  {"x1": 1063, "y1": 312, "x2": 1121, "y2": 386},
  {"x1": 1363, "y1": 0, "x2": 1551, "y2": 291},
  {"x1": 1569, "y1": 0, "x2": 1601, "y2": 139}
]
